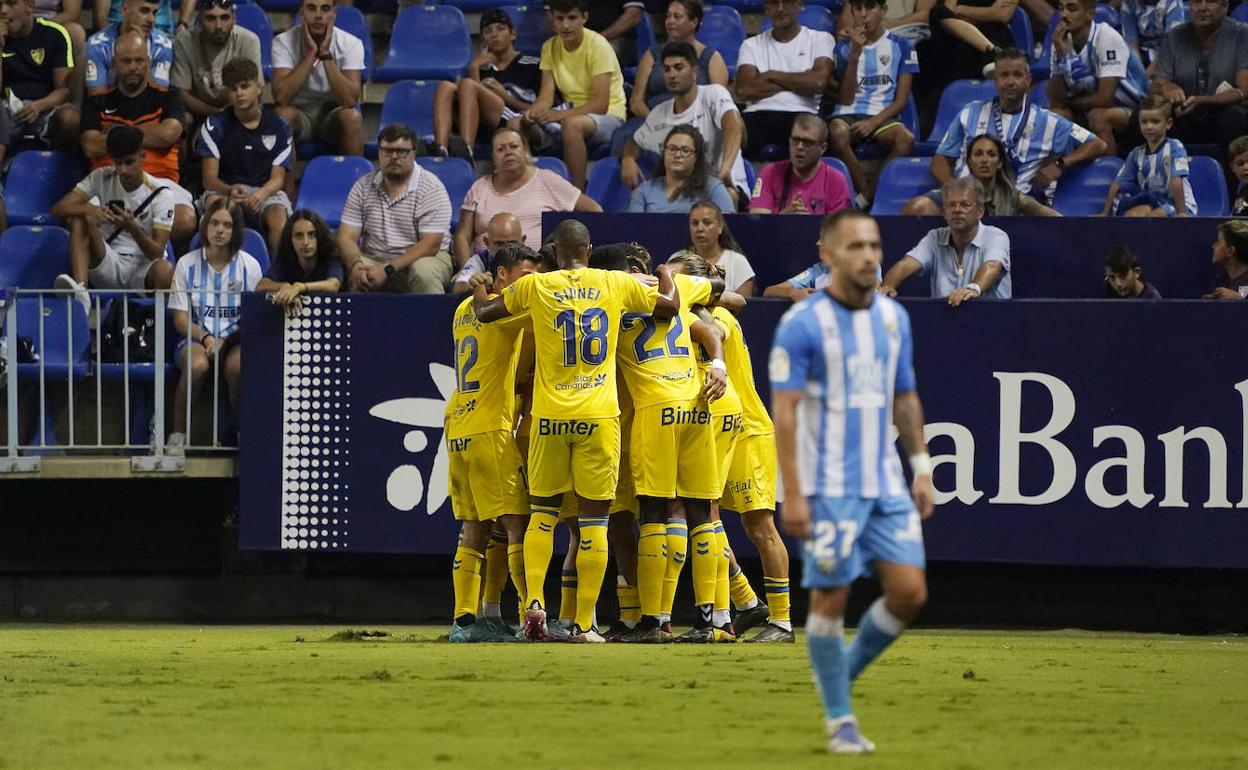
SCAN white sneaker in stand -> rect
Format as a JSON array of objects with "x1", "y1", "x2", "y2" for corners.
[
  {"x1": 53, "y1": 274, "x2": 91, "y2": 315},
  {"x1": 165, "y1": 432, "x2": 186, "y2": 457}
]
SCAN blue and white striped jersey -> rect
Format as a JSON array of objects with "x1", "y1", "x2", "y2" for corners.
[
  {"x1": 769, "y1": 292, "x2": 914, "y2": 500},
  {"x1": 1117, "y1": 137, "x2": 1196, "y2": 214},
  {"x1": 832, "y1": 31, "x2": 919, "y2": 117},
  {"x1": 1050, "y1": 21, "x2": 1150, "y2": 109},
  {"x1": 169, "y1": 249, "x2": 263, "y2": 340},
  {"x1": 1120, "y1": 0, "x2": 1187, "y2": 58},
  {"x1": 936, "y1": 98, "x2": 1096, "y2": 194}
]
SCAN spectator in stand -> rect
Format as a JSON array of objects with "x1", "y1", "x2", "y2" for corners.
[
  {"x1": 167, "y1": 197, "x2": 263, "y2": 456},
  {"x1": 1143, "y1": 0, "x2": 1248, "y2": 162},
  {"x1": 961, "y1": 134, "x2": 1060, "y2": 215},
  {"x1": 620, "y1": 41, "x2": 747, "y2": 205},
  {"x1": 630, "y1": 0, "x2": 729, "y2": 119},
  {"x1": 517, "y1": 0, "x2": 626, "y2": 190},
  {"x1": 1229, "y1": 134, "x2": 1248, "y2": 215},
  {"x1": 81, "y1": 32, "x2": 196, "y2": 250},
  {"x1": 628, "y1": 124, "x2": 735, "y2": 213},
  {"x1": 762, "y1": 257, "x2": 833, "y2": 298},
  {"x1": 1103, "y1": 243, "x2": 1162, "y2": 297},
  {"x1": 749, "y1": 114, "x2": 852, "y2": 214},
  {"x1": 431, "y1": 9, "x2": 540, "y2": 159},
  {"x1": 1047, "y1": 0, "x2": 1150, "y2": 156},
  {"x1": 85, "y1": 0, "x2": 173, "y2": 94},
  {"x1": 546, "y1": 0, "x2": 644, "y2": 67},
  {"x1": 2, "y1": 0, "x2": 77, "y2": 150},
  {"x1": 451, "y1": 212, "x2": 524, "y2": 295},
  {"x1": 171, "y1": 0, "x2": 263, "y2": 126},
  {"x1": 915, "y1": 0, "x2": 1015, "y2": 110},
  {"x1": 96, "y1": 0, "x2": 192, "y2": 37},
  {"x1": 1099, "y1": 95, "x2": 1195, "y2": 217},
  {"x1": 256, "y1": 210, "x2": 343, "y2": 316},
  {"x1": 1121, "y1": 0, "x2": 1187, "y2": 73},
  {"x1": 271, "y1": 0, "x2": 365, "y2": 157},
  {"x1": 32, "y1": 0, "x2": 85, "y2": 103},
  {"x1": 735, "y1": 0, "x2": 835, "y2": 159},
  {"x1": 1207, "y1": 219, "x2": 1248, "y2": 299},
  {"x1": 197, "y1": 58, "x2": 293, "y2": 257},
  {"x1": 826, "y1": 0, "x2": 919, "y2": 206},
  {"x1": 339, "y1": 123, "x2": 454, "y2": 294},
  {"x1": 903, "y1": 48, "x2": 1106, "y2": 214},
  {"x1": 675, "y1": 200, "x2": 755, "y2": 294},
  {"x1": 455, "y1": 126, "x2": 598, "y2": 271},
  {"x1": 882, "y1": 177, "x2": 1011, "y2": 304},
  {"x1": 51, "y1": 125, "x2": 175, "y2": 307}
]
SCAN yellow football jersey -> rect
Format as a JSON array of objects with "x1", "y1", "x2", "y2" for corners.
[
  {"x1": 714, "y1": 306, "x2": 773, "y2": 435},
  {"x1": 616, "y1": 273, "x2": 712, "y2": 408},
  {"x1": 618, "y1": 375, "x2": 635, "y2": 456},
  {"x1": 689, "y1": 308, "x2": 742, "y2": 418},
  {"x1": 502, "y1": 267, "x2": 658, "y2": 419},
  {"x1": 446, "y1": 295, "x2": 528, "y2": 440}
]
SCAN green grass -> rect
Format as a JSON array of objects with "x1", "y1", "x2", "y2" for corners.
[{"x1": 2, "y1": 626, "x2": 1246, "y2": 769}]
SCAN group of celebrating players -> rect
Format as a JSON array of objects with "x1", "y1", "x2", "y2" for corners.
[{"x1": 444, "y1": 218, "x2": 793, "y2": 644}]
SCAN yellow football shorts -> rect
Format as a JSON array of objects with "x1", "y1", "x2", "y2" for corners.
[
  {"x1": 713, "y1": 411, "x2": 743, "y2": 491},
  {"x1": 630, "y1": 400, "x2": 720, "y2": 500},
  {"x1": 447, "y1": 429, "x2": 528, "y2": 521},
  {"x1": 527, "y1": 416, "x2": 621, "y2": 501},
  {"x1": 721, "y1": 432, "x2": 778, "y2": 513}
]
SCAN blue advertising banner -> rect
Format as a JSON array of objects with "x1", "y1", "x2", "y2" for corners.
[{"x1": 240, "y1": 294, "x2": 1248, "y2": 569}]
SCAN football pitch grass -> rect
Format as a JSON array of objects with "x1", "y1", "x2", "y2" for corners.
[{"x1": 2, "y1": 626, "x2": 1246, "y2": 769}]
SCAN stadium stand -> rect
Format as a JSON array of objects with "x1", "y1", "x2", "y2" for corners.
[
  {"x1": 917, "y1": 79, "x2": 996, "y2": 153},
  {"x1": 371, "y1": 80, "x2": 442, "y2": 152},
  {"x1": 187, "y1": 229, "x2": 273, "y2": 274},
  {"x1": 294, "y1": 156, "x2": 376, "y2": 229},
  {"x1": 871, "y1": 157, "x2": 937, "y2": 215},
  {"x1": 760, "y1": 5, "x2": 836, "y2": 34},
  {"x1": 258, "y1": 0, "x2": 299, "y2": 11},
  {"x1": 1011, "y1": 6, "x2": 1034, "y2": 60},
  {"x1": 13, "y1": 296, "x2": 91, "y2": 382},
  {"x1": 1189, "y1": 156, "x2": 1231, "y2": 217},
  {"x1": 0, "y1": 226, "x2": 71, "y2": 293},
  {"x1": 293, "y1": 5, "x2": 374, "y2": 83},
  {"x1": 4, "y1": 152, "x2": 85, "y2": 227},
  {"x1": 234, "y1": 4, "x2": 274, "y2": 80},
  {"x1": 854, "y1": 96, "x2": 919, "y2": 161},
  {"x1": 503, "y1": 4, "x2": 551, "y2": 57},
  {"x1": 374, "y1": 5, "x2": 472, "y2": 82},
  {"x1": 1032, "y1": 3, "x2": 1122, "y2": 79},
  {"x1": 623, "y1": 10, "x2": 660, "y2": 81},
  {"x1": 700, "y1": 6, "x2": 746, "y2": 77},
  {"x1": 1030, "y1": 79, "x2": 1050, "y2": 108},
  {"x1": 415, "y1": 156, "x2": 476, "y2": 226},
  {"x1": 586, "y1": 156, "x2": 653, "y2": 213},
  {"x1": 1051, "y1": 156, "x2": 1124, "y2": 216},
  {"x1": 534, "y1": 156, "x2": 572, "y2": 182},
  {"x1": 1235, "y1": 3, "x2": 1248, "y2": 22},
  {"x1": 440, "y1": 0, "x2": 513, "y2": 10}
]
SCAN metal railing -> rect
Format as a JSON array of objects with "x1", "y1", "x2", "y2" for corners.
[{"x1": 2, "y1": 287, "x2": 245, "y2": 473}]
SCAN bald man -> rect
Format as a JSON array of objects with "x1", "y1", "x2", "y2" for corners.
[
  {"x1": 450, "y1": 212, "x2": 525, "y2": 295},
  {"x1": 80, "y1": 30, "x2": 197, "y2": 248}
]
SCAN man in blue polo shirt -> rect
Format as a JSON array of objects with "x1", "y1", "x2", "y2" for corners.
[{"x1": 85, "y1": 0, "x2": 173, "y2": 93}]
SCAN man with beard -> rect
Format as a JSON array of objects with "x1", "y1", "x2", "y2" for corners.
[
  {"x1": 81, "y1": 31, "x2": 195, "y2": 249},
  {"x1": 338, "y1": 123, "x2": 454, "y2": 294},
  {"x1": 170, "y1": 0, "x2": 262, "y2": 125}
]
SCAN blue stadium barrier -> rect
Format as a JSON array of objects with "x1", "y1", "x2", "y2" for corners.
[
  {"x1": 534, "y1": 156, "x2": 571, "y2": 182},
  {"x1": 701, "y1": 6, "x2": 746, "y2": 77},
  {"x1": 0, "y1": 226, "x2": 70, "y2": 293},
  {"x1": 1052, "y1": 157, "x2": 1123, "y2": 216},
  {"x1": 871, "y1": 156, "x2": 936, "y2": 215},
  {"x1": 186, "y1": 228, "x2": 272, "y2": 274},
  {"x1": 415, "y1": 156, "x2": 476, "y2": 225},
  {"x1": 1189, "y1": 156, "x2": 1230, "y2": 217},
  {"x1": 503, "y1": 5, "x2": 550, "y2": 57},
  {"x1": 234, "y1": 4, "x2": 273, "y2": 80},
  {"x1": 5, "y1": 151, "x2": 84, "y2": 227},
  {"x1": 375, "y1": 6, "x2": 471, "y2": 82},
  {"x1": 294, "y1": 155, "x2": 375, "y2": 229}
]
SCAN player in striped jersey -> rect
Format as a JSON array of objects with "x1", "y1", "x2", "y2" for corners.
[
  {"x1": 771, "y1": 211, "x2": 935, "y2": 753},
  {"x1": 447, "y1": 243, "x2": 540, "y2": 642},
  {"x1": 1048, "y1": 0, "x2": 1150, "y2": 156},
  {"x1": 1100, "y1": 95, "x2": 1195, "y2": 216},
  {"x1": 826, "y1": 0, "x2": 919, "y2": 205}
]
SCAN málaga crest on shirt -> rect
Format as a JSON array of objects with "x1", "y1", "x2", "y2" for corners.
[{"x1": 262, "y1": 134, "x2": 277, "y2": 150}]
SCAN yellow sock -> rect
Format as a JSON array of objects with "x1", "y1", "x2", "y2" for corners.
[
  {"x1": 616, "y1": 576, "x2": 641, "y2": 625},
  {"x1": 764, "y1": 575, "x2": 792, "y2": 624},
  {"x1": 560, "y1": 568, "x2": 578, "y2": 622},
  {"x1": 730, "y1": 565, "x2": 760, "y2": 610},
  {"x1": 507, "y1": 543, "x2": 526, "y2": 606},
  {"x1": 661, "y1": 520, "x2": 688, "y2": 617},
  {"x1": 481, "y1": 531, "x2": 508, "y2": 606},
  {"x1": 637, "y1": 522, "x2": 667, "y2": 618},
  {"x1": 689, "y1": 522, "x2": 718, "y2": 610},
  {"x1": 574, "y1": 517, "x2": 609, "y2": 632},
  {"x1": 713, "y1": 523, "x2": 731, "y2": 616},
  {"x1": 451, "y1": 546, "x2": 485, "y2": 620},
  {"x1": 523, "y1": 508, "x2": 559, "y2": 609}
]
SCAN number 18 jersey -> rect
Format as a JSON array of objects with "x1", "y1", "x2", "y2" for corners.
[
  {"x1": 446, "y1": 294, "x2": 528, "y2": 441},
  {"x1": 503, "y1": 267, "x2": 659, "y2": 419}
]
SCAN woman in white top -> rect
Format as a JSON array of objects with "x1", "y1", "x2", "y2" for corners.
[
  {"x1": 167, "y1": 197, "x2": 262, "y2": 454},
  {"x1": 454, "y1": 126, "x2": 601, "y2": 269},
  {"x1": 673, "y1": 199, "x2": 756, "y2": 295}
]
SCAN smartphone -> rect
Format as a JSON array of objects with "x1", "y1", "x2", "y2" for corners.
[{"x1": 107, "y1": 200, "x2": 126, "y2": 214}]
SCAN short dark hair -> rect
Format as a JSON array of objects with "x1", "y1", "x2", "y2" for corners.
[
  {"x1": 221, "y1": 57, "x2": 259, "y2": 90},
  {"x1": 199, "y1": 196, "x2": 246, "y2": 255},
  {"x1": 493, "y1": 242, "x2": 540, "y2": 272},
  {"x1": 994, "y1": 47, "x2": 1030, "y2": 67},
  {"x1": 548, "y1": 0, "x2": 587, "y2": 14},
  {"x1": 660, "y1": 41, "x2": 699, "y2": 70},
  {"x1": 818, "y1": 209, "x2": 874, "y2": 240},
  {"x1": 377, "y1": 123, "x2": 418, "y2": 147},
  {"x1": 106, "y1": 124, "x2": 144, "y2": 160},
  {"x1": 480, "y1": 8, "x2": 513, "y2": 31},
  {"x1": 1103, "y1": 244, "x2": 1140, "y2": 275},
  {"x1": 587, "y1": 243, "x2": 633, "y2": 272}
]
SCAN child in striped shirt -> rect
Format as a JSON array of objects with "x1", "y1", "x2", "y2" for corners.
[{"x1": 1099, "y1": 95, "x2": 1195, "y2": 217}]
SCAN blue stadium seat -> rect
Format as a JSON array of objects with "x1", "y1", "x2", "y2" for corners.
[
  {"x1": 440, "y1": 0, "x2": 511, "y2": 10},
  {"x1": 13, "y1": 296, "x2": 90, "y2": 380},
  {"x1": 713, "y1": 0, "x2": 762, "y2": 12},
  {"x1": 4, "y1": 151, "x2": 84, "y2": 227},
  {"x1": 1052, "y1": 156, "x2": 1123, "y2": 215},
  {"x1": 921, "y1": 79, "x2": 995, "y2": 145},
  {"x1": 1029, "y1": 79, "x2": 1050, "y2": 108},
  {"x1": 586, "y1": 156, "x2": 656, "y2": 213},
  {"x1": 821, "y1": 156, "x2": 856, "y2": 206},
  {"x1": 370, "y1": 80, "x2": 442, "y2": 152},
  {"x1": 870, "y1": 157, "x2": 936, "y2": 215},
  {"x1": 294, "y1": 155, "x2": 375, "y2": 229},
  {"x1": 1011, "y1": 6, "x2": 1033, "y2": 59},
  {"x1": 761, "y1": 6, "x2": 836, "y2": 35},
  {"x1": 1189, "y1": 156, "x2": 1229, "y2": 217},
  {"x1": 625, "y1": 10, "x2": 659, "y2": 81},
  {"x1": 186, "y1": 229, "x2": 272, "y2": 274},
  {"x1": 854, "y1": 95, "x2": 919, "y2": 161},
  {"x1": 503, "y1": 5, "x2": 550, "y2": 57},
  {"x1": 701, "y1": 6, "x2": 746, "y2": 77},
  {"x1": 416, "y1": 157, "x2": 477, "y2": 224},
  {"x1": 0, "y1": 226, "x2": 70, "y2": 293},
  {"x1": 234, "y1": 4, "x2": 273, "y2": 80},
  {"x1": 375, "y1": 6, "x2": 471, "y2": 82},
  {"x1": 534, "y1": 156, "x2": 571, "y2": 182},
  {"x1": 258, "y1": 0, "x2": 298, "y2": 11},
  {"x1": 1234, "y1": 3, "x2": 1248, "y2": 22}
]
